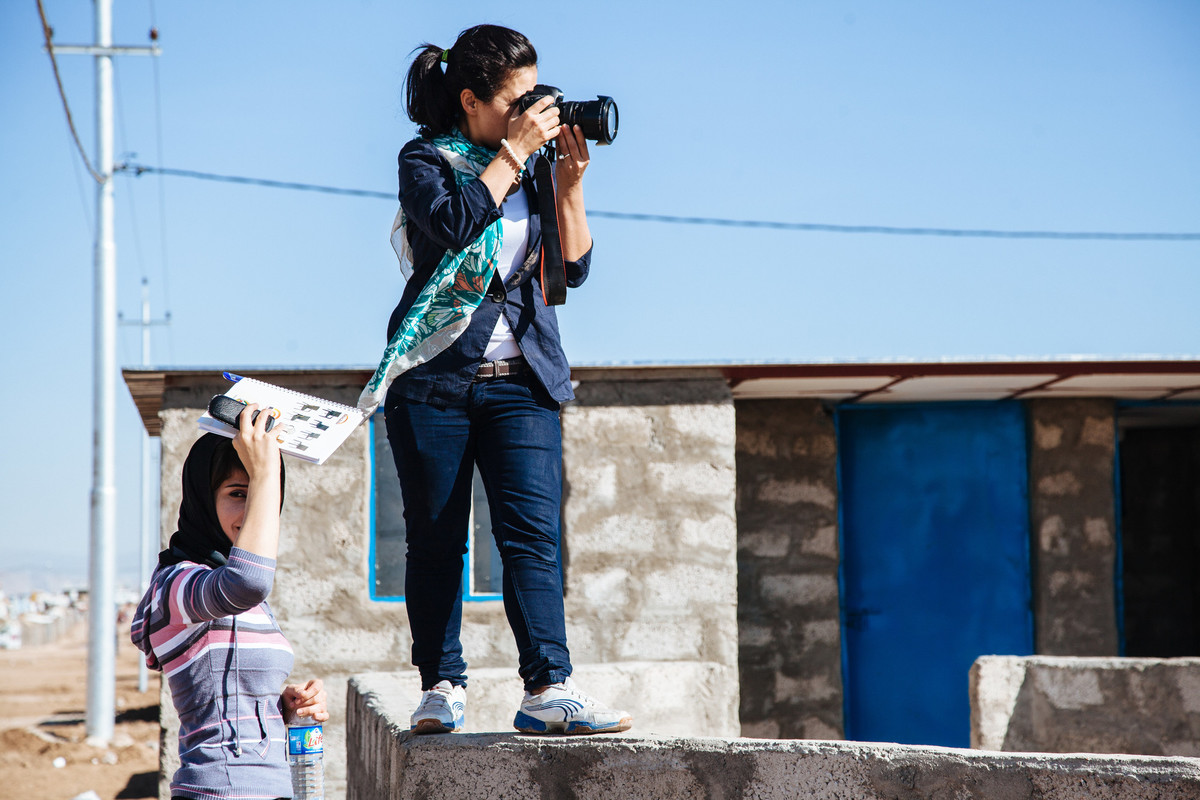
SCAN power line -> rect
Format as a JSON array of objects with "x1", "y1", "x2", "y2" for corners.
[
  {"x1": 64, "y1": 126, "x2": 95, "y2": 238},
  {"x1": 117, "y1": 164, "x2": 395, "y2": 199},
  {"x1": 583, "y1": 213, "x2": 1200, "y2": 242},
  {"x1": 115, "y1": 163, "x2": 1200, "y2": 242},
  {"x1": 37, "y1": 0, "x2": 104, "y2": 183}
]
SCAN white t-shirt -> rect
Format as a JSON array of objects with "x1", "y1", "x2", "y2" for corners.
[{"x1": 483, "y1": 186, "x2": 530, "y2": 361}]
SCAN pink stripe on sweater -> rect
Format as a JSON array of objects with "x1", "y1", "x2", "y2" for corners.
[
  {"x1": 166, "y1": 565, "x2": 205, "y2": 621},
  {"x1": 156, "y1": 627, "x2": 289, "y2": 671},
  {"x1": 228, "y1": 554, "x2": 275, "y2": 571}
]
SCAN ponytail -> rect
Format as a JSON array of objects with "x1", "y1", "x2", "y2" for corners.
[
  {"x1": 403, "y1": 25, "x2": 538, "y2": 139},
  {"x1": 405, "y1": 44, "x2": 456, "y2": 138}
]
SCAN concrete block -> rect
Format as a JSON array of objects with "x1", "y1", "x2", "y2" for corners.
[
  {"x1": 349, "y1": 673, "x2": 1200, "y2": 800},
  {"x1": 615, "y1": 620, "x2": 706, "y2": 662},
  {"x1": 1027, "y1": 399, "x2": 1119, "y2": 656},
  {"x1": 735, "y1": 398, "x2": 844, "y2": 741},
  {"x1": 759, "y1": 574, "x2": 838, "y2": 607},
  {"x1": 351, "y1": 662, "x2": 739, "y2": 739},
  {"x1": 972, "y1": 655, "x2": 1200, "y2": 756}
]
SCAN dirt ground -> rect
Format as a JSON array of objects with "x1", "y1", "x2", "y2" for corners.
[{"x1": 0, "y1": 617, "x2": 161, "y2": 800}]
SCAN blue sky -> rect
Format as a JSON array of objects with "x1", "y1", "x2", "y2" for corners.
[{"x1": 2, "y1": 1, "x2": 1198, "y2": 585}]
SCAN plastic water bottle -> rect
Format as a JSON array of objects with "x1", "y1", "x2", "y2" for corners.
[{"x1": 286, "y1": 722, "x2": 324, "y2": 800}]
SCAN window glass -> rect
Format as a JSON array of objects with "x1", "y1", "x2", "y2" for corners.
[
  {"x1": 372, "y1": 415, "x2": 503, "y2": 600},
  {"x1": 372, "y1": 416, "x2": 407, "y2": 598},
  {"x1": 469, "y1": 468, "x2": 503, "y2": 596}
]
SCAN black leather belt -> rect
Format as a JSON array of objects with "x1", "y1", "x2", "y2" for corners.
[{"x1": 474, "y1": 356, "x2": 528, "y2": 381}]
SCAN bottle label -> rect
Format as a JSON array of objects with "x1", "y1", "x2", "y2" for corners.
[{"x1": 287, "y1": 724, "x2": 324, "y2": 756}]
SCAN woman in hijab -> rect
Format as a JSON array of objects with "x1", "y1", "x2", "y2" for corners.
[{"x1": 131, "y1": 407, "x2": 328, "y2": 800}]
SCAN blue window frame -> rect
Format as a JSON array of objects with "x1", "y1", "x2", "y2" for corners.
[{"x1": 369, "y1": 413, "x2": 503, "y2": 602}]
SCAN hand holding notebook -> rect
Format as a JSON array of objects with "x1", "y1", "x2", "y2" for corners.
[{"x1": 198, "y1": 373, "x2": 366, "y2": 465}]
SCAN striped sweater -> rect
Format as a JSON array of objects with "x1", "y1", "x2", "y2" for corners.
[{"x1": 131, "y1": 547, "x2": 295, "y2": 800}]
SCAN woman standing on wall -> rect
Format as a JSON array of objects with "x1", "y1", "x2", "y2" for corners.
[
  {"x1": 360, "y1": 23, "x2": 631, "y2": 736},
  {"x1": 131, "y1": 412, "x2": 329, "y2": 799}
]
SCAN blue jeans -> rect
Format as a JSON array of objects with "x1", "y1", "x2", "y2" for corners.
[{"x1": 384, "y1": 373, "x2": 573, "y2": 692}]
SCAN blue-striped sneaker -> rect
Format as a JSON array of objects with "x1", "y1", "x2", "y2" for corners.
[
  {"x1": 513, "y1": 677, "x2": 633, "y2": 735},
  {"x1": 410, "y1": 680, "x2": 466, "y2": 734}
]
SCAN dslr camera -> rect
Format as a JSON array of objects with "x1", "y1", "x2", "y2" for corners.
[{"x1": 515, "y1": 85, "x2": 618, "y2": 145}]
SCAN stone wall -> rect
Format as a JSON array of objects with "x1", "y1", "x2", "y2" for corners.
[
  {"x1": 972, "y1": 655, "x2": 1200, "y2": 756},
  {"x1": 1027, "y1": 399, "x2": 1119, "y2": 655},
  {"x1": 560, "y1": 377, "x2": 740, "y2": 723},
  {"x1": 734, "y1": 399, "x2": 843, "y2": 739},
  {"x1": 350, "y1": 663, "x2": 738, "y2": 737},
  {"x1": 157, "y1": 380, "x2": 398, "y2": 800},
  {"x1": 348, "y1": 674, "x2": 1200, "y2": 800},
  {"x1": 150, "y1": 371, "x2": 743, "y2": 797}
]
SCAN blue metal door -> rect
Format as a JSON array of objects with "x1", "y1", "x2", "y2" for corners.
[{"x1": 837, "y1": 402, "x2": 1034, "y2": 747}]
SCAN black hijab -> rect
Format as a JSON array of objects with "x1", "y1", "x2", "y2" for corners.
[{"x1": 158, "y1": 433, "x2": 285, "y2": 568}]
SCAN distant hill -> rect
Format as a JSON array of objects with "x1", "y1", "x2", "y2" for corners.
[{"x1": 0, "y1": 547, "x2": 141, "y2": 595}]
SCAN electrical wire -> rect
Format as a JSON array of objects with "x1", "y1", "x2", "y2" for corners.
[
  {"x1": 582, "y1": 213, "x2": 1200, "y2": 242},
  {"x1": 37, "y1": 0, "x2": 104, "y2": 184},
  {"x1": 117, "y1": 164, "x2": 395, "y2": 200},
  {"x1": 115, "y1": 164, "x2": 1200, "y2": 243},
  {"x1": 65, "y1": 130, "x2": 95, "y2": 239}
]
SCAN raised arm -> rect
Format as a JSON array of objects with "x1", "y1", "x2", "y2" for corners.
[
  {"x1": 162, "y1": 404, "x2": 284, "y2": 621},
  {"x1": 164, "y1": 548, "x2": 279, "y2": 622},
  {"x1": 228, "y1": 403, "x2": 282, "y2": 561},
  {"x1": 552, "y1": 124, "x2": 593, "y2": 264}
]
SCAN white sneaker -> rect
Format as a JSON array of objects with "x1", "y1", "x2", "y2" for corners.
[
  {"x1": 513, "y1": 677, "x2": 632, "y2": 735},
  {"x1": 410, "y1": 680, "x2": 466, "y2": 734}
]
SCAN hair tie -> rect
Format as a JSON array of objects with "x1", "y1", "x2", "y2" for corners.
[{"x1": 440, "y1": 49, "x2": 449, "y2": 64}]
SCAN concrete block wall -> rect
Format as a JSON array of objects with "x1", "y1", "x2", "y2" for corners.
[
  {"x1": 351, "y1": 663, "x2": 739, "y2": 737},
  {"x1": 1027, "y1": 399, "x2": 1119, "y2": 656},
  {"x1": 972, "y1": 655, "x2": 1200, "y2": 756},
  {"x1": 157, "y1": 382, "x2": 492, "y2": 799},
  {"x1": 734, "y1": 399, "x2": 843, "y2": 739},
  {"x1": 152, "y1": 373, "x2": 743, "y2": 798},
  {"x1": 157, "y1": 382, "x2": 397, "y2": 800},
  {"x1": 348, "y1": 675, "x2": 1200, "y2": 800},
  {"x1": 560, "y1": 378, "x2": 739, "y2": 693}
]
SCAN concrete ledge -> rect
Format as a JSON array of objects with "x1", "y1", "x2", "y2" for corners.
[
  {"x1": 349, "y1": 675, "x2": 1200, "y2": 800},
  {"x1": 350, "y1": 662, "x2": 739, "y2": 738},
  {"x1": 972, "y1": 656, "x2": 1200, "y2": 756}
]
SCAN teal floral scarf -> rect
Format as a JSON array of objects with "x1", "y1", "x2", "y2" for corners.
[{"x1": 359, "y1": 130, "x2": 503, "y2": 413}]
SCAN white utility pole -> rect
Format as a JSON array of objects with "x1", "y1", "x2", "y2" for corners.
[
  {"x1": 50, "y1": 0, "x2": 160, "y2": 743},
  {"x1": 120, "y1": 279, "x2": 169, "y2": 693}
]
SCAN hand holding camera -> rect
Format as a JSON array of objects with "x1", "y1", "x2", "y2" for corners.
[
  {"x1": 511, "y1": 85, "x2": 617, "y2": 191},
  {"x1": 506, "y1": 94, "x2": 562, "y2": 164},
  {"x1": 514, "y1": 85, "x2": 618, "y2": 146}
]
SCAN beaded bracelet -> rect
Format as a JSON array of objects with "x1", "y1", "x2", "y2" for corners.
[{"x1": 499, "y1": 139, "x2": 526, "y2": 174}]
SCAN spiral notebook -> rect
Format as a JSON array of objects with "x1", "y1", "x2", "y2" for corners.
[{"x1": 197, "y1": 373, "x2": 366, "y2": 465}]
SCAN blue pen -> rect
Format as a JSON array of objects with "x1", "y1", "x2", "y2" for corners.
[{"x1": 223, "y1": 371, "x2": 244, "y2": 383}]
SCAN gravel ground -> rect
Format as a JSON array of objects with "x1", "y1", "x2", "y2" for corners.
[{"x1": 0, "y1": 615, "x2": 161, "y2": 800}]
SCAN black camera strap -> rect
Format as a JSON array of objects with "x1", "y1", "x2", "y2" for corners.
[{"x1": 533, "y1": 148, "x2": 567, "y2": 306}]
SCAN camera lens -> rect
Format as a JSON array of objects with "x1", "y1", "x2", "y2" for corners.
[{"x1": 562, "y1": 96, "x2": 619, "y2": 145}]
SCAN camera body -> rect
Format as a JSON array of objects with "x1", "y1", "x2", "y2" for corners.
[{"x1": 515, "y1": 84, "x2": 619, "y2": 145}]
